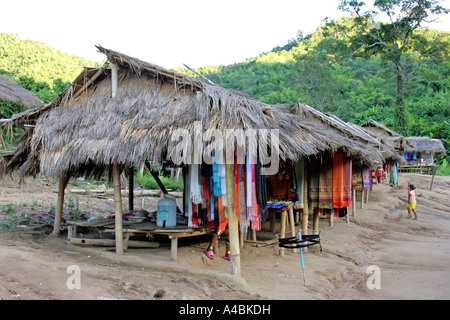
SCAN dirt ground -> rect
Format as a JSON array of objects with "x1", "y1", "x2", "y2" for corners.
[{"x1": 0, "y1": 172, "x2": 449, "y2": 300}]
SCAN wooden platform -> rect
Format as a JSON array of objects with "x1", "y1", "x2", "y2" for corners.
[{"x1": 66, "y1": 219, "x2": 209, "y2": 261}]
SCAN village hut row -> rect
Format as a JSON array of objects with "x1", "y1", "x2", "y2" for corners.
[
  {"x1": 0, "y1": 46, "x2": 440, "y2": 277},
  {"x1": 361, "y1": 119, "x2": 446, "y2": 174}
]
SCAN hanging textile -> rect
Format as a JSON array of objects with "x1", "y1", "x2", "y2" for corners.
[
  {"x1": 249, "y1": 154, "x2": 260, "y2": 230},
  {"x1": 190, "y1": 164, "x2": 203, "y2": 204},
  {"x1": 332, "y1": 152, "x2": 344, "y2": 209},
  {"x1": 342, "y1": 154, "x2": 353, "y2": 207},
  {"x1": 307, "y1": 160, "x2": 320, "y2": 208},
  {"x1": 362, "y1": 166, "x2": 371, "y2": 190},
  {"x1": 293, "y1": 158, "x2": 305, "y2": 208},
  {"x1": 184, "y1": 165, "x2": 190, "y2": 217},
  {"x1": 389, "y1": 163, "x2": 398, "y2": 187},
  {"x1": 318, "y1": 154, "x2": 333, "y2": 209},
  {"x1": 246, "y1": 152, "x2": 252, "y2": 218},
  {"x1": 269, "y1": 161, "x2": 291, "y2": 200},
  {"x1": 212, "y1": 151, "x2": 221, "y2": 197},
  {"x1": 218, "y1": 196, "x2": 226, "y2": 223},
  {"x1": 353, "y1": 165, "x2": 363, "y2": 189},
  {"x1": 255, "y1": 155, "x2": 268, "y2": 222},
  {"x1": 239, "y1": 163, "x2": 250, "y2": 232}
]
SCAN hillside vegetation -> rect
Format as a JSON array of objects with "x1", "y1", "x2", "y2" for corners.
[{"x1": 0, "y1": 16, "x2": 449, "y2": 164}]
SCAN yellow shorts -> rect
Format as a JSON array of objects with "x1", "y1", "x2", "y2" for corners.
[{"x1": 408, "y1": 202, "x2": 416, "y2": 209}]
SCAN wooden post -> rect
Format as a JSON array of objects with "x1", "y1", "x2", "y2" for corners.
[
  {"x1": 302, "y1": 166, "x2": 309, "y2": 235},
  {"x1": 361, "y1": 189, "x2": 365, "y2": 209},
  {"x1": 352, "y1": 188, "x2": 356, "y2": 217},
  {"x1": 279, "y1": 207, "x2": 287, "y2": 257},
  {"x1": 288, "y1": 204, "x2": 295, "y2": 239},
  {"x1": 430, "y1": 165, "x2": 437, "y2": 191},
  {"x1": 113, "y1": 162, "x2": 124, "y2": 254},
  {"x1": 313, "y1": 207, "x2": 319, "y2": 234},
  {"x1": 128, "y1": 166, "x2": 134, "y2": 212},
  {"x1": 225, "y1": 163, "x2": 240, "y2": 277},
  {"x1": 270, "y1": 210, "x2": 276, "y2": 233},
  {"x1": 52, "y1": 172, "x2": 69, "y2": 236}
]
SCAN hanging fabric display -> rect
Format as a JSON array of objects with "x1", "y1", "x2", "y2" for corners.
[
  {"x1": 342, "y1": 154, "x2": 353, "y2": 207},
  {"x1": 332, "y1": 152, "x2": 344, "y2": 209},
  {"x1": 307, "y1": 160, "x2": 320, "y2": 208},
  {"x1": 269, "y1": 161, "x2": 292, "y2": 200},
  {"x1": 353, "y1": 165, "x2": 363, "y2": 189},
  {"x1": 362, "y1": 166, "x2": 371, "y2": 190},
  {"x1": 293, "y1": 158, "x2": 305, "y2": 208},
  {"x1": 318, "y1": 154, "x2": 333, "y2": 209}
]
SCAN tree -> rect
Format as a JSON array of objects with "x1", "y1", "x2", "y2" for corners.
[{"x1": 335, "y1": 0, "x2": 449, "y2": 135}]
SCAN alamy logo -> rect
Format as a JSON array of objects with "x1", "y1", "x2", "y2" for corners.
[
  {"x1": 366, "y1": 265, "x2": 381, "y2": 289},
  {"x1": 169, "y1": 121, "x2": 280, "y2": 175},
  {"x1": 66, "y1": 265, "x2": 81, "y2": 290}
]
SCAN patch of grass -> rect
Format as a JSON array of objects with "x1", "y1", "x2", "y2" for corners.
[{"x1": 135, "y1": 173, "x2": 183, "y2": 191}]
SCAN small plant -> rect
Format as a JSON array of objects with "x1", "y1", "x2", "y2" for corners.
[{"x1": 67, "y1": 196, "x2": 87, "y2": 220}]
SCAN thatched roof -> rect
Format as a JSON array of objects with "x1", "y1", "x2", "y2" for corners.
[
  {"x1": 360, "y1": 119, "x2": 446, "y2": 157},
  {"x1": 403, "y1": 137, "x2": 446, "y2": 155},
  {"x1": 361, "y1": 119, "x2": 403, "y2": 139},
  {"x1": 2, "y1": 46, "x2": 338, "y2": 178},
  {"x1": 0, "y1": 76, "x2": 42, "y2": 109},
  {"x1": 291, "y1": 103, "x2": 402, "y2": 166}
]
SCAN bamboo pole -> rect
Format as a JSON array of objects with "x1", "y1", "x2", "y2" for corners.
[
  {"x1": 226, "y1": 162, "x2": 240, "y2": 277},
  {"x1": 352, "y1": 188, "x2": 356, "y2": 217},
  {"x1": 52, "y1": 172, "x2": 69, "y2": 236},
  {"x1": 288, "y1": 204, "x2": 295, "y2": 239},
  {"x1": 111, "y1": 63, "x2": 118, "y2": 98},
  {"x1": 302, "y1": 165, "x2": 309, "y2": 234},
  {"x1": 302, "y1": 165, "x2": 309, "y2": 252},
  {"x1": 361, "y1": 189, "x2": 365, "y2": 209},
  {"x1": 313, "y1": 207, "x2": 319, "y2": 234},
  {"x1": 113, "y1": 162, "x2": 124, "y2": 254},
  {"x1": 279, "y1": 208, "x2": 287, "y2": 257}
]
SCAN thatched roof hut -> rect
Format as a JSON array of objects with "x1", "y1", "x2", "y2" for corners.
[
  {"x1": 2, "y1": 46, "x2": 339, "y2": 179},
  {"x1": 0, "y1": 76, "x2": 42, "y2": 110},
  {"x1": 402, "y1": 137, "x2": 446, "y2": 156},
  {"x1": 361, "y1": 119, "x2": 446, "y2": 164}
]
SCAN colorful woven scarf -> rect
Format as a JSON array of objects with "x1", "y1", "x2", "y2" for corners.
[{"x1": 318, "y1": 154, "x2": 333, "y2": 209}]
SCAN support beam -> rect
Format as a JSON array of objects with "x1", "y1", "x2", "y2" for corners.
[
  {"x1": 113, "y1": 162, "x2": 124, "y2": 254},
  {"x1": 361, "y1": 189, "x2": 365, "y2": 209},
  {"x1": 279, "y1": 208, "x2": 287, "y2": 257},
  {"x1": 52, "y1": 172, "x2": 70, "y2": 236},
  {"x1": 352, "y1": 188, "x2": 356, "y2": 217},
  {"x1": 302, "y1": 166, "x2": 309, "y2": 252},
  {"x1": 226, "y1": 163, "x2": 240, "y2": 277},
  {"x1": 313, "y1": 207, "x2": 319, "y2": 234}
]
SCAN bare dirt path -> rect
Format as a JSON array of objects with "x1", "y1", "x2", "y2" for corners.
[{"x1": 1, "y1": 172, "x2": 449, "y2": 300}]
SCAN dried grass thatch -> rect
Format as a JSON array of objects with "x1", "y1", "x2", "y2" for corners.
[
  {"x1": 360, "y1": 119, "x2": 445, "y2": 157},
  {"x1": 291, "y1": 103, "x2": 399, "y2": 166},
  {"x1": 403, "y1": 137, "x2": 446, "y2": 155},
  {"x1": 2, "y1": 47, "x2": 339, "y2": 178},
  {"x1": 0, "y1": 76, "x2": 42, "y2": 109}
]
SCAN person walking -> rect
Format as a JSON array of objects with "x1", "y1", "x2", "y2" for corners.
[{"x1": 407, "y1": 184, "x2": 418, "y2": 220}]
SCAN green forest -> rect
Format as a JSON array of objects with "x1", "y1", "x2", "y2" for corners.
[{"x1": 1, "y1": 7, "x2": 449, "y2": 168}]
